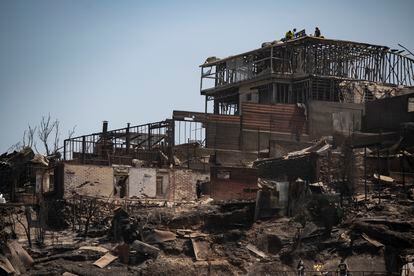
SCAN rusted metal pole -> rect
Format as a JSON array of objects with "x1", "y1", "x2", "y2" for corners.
[
  {"x1": 81, "y1": 136, "x2": 86, "y2": 164},
  {"x1": 187, "y1": 138, "x2": 190, "y2": 169},
  {"x1": 200, "y1": 67, "x2": 203, "y2": 93},
  {"x1": 257, "y1": 128, "x2": 260, "y2": 158},
  {"x1": 364, "y1": 147, "x2": 367, "y2": 201},
  {"x1": 270, "y1": 47, "x2": 274, "y2": 74},
  {"x1": 377, "y1": 144, "x2": 381, "y2": 205},
  {"x1": 126, "y1": 123, "x2": 130, "y2": 154},
  {"x1": 63, "y1": 139, "x2": 67, "y2": 161},
  {"x1": 401, "y1": 150, "x2": 406, "y2": 189},
  {"x1": 147, "y1": 124, "x2": 151, "y2": 150}
]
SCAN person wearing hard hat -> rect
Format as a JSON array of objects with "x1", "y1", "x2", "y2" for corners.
[{"x1": 285, "y1": 30, "x2": 294, "y2": 41}]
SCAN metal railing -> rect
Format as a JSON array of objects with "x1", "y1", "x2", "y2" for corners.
[
  {"x1": 63, "y1": 118, "x2": 206, "y2": 165},
  {"x1": 63, "y1": 120, "x2": 173, "y2": 164}
]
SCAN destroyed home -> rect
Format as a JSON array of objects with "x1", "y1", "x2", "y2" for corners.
[{"x1": 1, "y1": 21, "x2": 414, "y2": 276}]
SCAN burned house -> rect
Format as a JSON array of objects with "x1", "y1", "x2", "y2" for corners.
[
  {"x1": 200, "y1": 36, "x2": 413, "y2": 154},
  {"x1": 2, "y1": 29, "x2": 414, "y2": 276},
  {"x1": 61, "y1": 119, "x2": 209, "y2": 203},
  {"x1": 0, "y1": 34, "x2": 412, "y2": 207},
  {"x1": 0, "y1": 147, "x2": 35, "y2": 203},
  {"x1": 0, "y1": 148, "x2": 60, "y2": 204},
  {"x1": 198, "y1": 36, "x2": 414, "y2": 204},
  {"x1": 54, "y1": 35, "x2": 414, "y2": 204}
]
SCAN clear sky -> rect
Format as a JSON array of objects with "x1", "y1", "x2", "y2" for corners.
[{"x1": 1, "y1": 0, "x2": 413, "y2": 153}]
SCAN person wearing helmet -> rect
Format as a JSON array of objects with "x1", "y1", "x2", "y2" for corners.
[{"x1": 285, "y1": 30, "x2": 294, "y2": 41}]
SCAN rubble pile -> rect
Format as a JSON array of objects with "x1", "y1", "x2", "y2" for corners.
[
  {"x1": 0, "y1": 180, "x2": 406, "y2": 276},
  {"x1": 1, "y1": 136, "x2": 413, "y2": 275},
  {"x1": 24, "y1": 202, "x2": 256, "y2": 275}
]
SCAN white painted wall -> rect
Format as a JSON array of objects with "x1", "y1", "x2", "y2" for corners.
[{"x1": 129, "y1": 168, "x2": 157, "y2": 198}]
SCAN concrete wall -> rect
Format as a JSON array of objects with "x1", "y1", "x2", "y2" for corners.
[
  {"x1": 63, "y1": 164, "x2": 113, "y2": 198},
  {"x1": 364, "y1": 92, "x2": 414, "y2": 132},
  {"x1": 129, "y1": 168, "x2": 157, "y2": 198},
  {"x1": 308, "y1": 100, "x2": 364, "y2": 139},
  {"x1": 276, "y1": 182, "x2": 289, "y2": 209}
]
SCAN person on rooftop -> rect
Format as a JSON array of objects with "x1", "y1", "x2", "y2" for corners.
[
  {"x1": 314, "y1": 27, "x2": 321, "y2": 37},
  {"x1": 285, "y1": 30, "x2": 294, "y2": 41}
]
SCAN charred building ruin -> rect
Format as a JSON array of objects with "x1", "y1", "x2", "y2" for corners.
[
  {"x1": 200, "y1": 36, "x2": 414, "y2": 152},
  {"x1": 1, "y1": 32, "x2": 414, "y2": 275},
  {"x1": 2, "y1": 35, "x2": 411, "y2": 204},
  {"x1": 53, "y1": 35, "x2": 414, "y2": 203}
]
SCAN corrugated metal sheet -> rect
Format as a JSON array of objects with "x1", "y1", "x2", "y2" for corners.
[
  {"x1": 205, "y1": 115, "x2": 241, "y2": 150},
  {"x1": 206, "y1": 121, "x2": 240, "y2": 150},
  {"x1": 242, "y1": 103, "x2": 307, "y2": 134}
]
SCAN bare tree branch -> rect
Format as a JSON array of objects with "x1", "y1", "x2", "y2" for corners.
[
  {"x1": 7, "y1": 142, "x2": 22, "y2": 153},
  {"x1": 38, "y1": 114, "x2": 59, "y2": 156},
  {"x1": 12, "y1": 115, "x2": 73, "y2": 157},
  {"x1": 53, "y1": 120, "x2": 60, "y2": 154},
  {"x1": 23, "y1": 125, "x2": 37, "y2": 148},
  {"x1": 33, "y1": 143, "x2": 40, "y2": 154},
  {"x1": 68, "y1": 125, "x2": 77, "y2": 139}
]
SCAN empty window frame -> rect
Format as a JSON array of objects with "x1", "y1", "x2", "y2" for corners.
[{"x1": 216, "y1": 170, "x2": 231, "y2": 180}]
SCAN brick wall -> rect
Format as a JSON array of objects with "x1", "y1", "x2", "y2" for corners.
[
  {"x1": 63, "y1": 163, "x2": 209, "y2": 202},
  {"x1": 63, "y1": 163, "x2": 113, "y2": 198},
  {"x1": 171, "y1": 169, "x2": 209, "y2": 202},
  {"x1": 210, "y1": 166, "x2": 258, "y2": 201}
]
